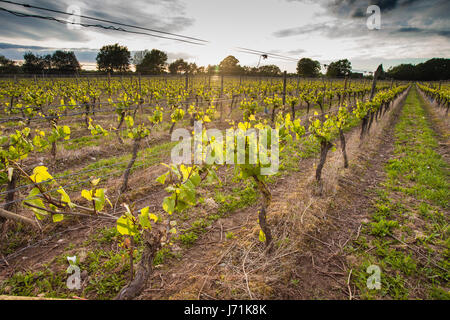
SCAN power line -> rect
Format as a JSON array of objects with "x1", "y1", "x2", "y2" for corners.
[
  {"x1": 0, "y1": 0, "x2": 209, "y2": 44},
  {"x1": 0, "y1": 6, "x2": 206, "y2": 45},
  {"x1": 236, "y1": 47, "x2": 298, "y2": 62}
]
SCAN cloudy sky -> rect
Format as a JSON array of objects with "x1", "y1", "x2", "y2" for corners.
[{"x1": 0, "y1": 0, "x2": 449, "y2": 72}]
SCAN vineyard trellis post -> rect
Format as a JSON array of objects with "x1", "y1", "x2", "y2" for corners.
[
  {"x1": 282, "y1": 70, "x2": 287, "y2": 105},
  {"x1": 361, "y1": 64, "x2": 383, "y2": 139}
]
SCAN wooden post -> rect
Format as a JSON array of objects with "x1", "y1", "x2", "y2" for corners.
[
  {"x1": 138, "y1": 72, "x2": 141, "y2": 92},
  {"x1": 185, "y1": 73, "x2": 189, "y2": 90},
  {"x1": 282, "y1": 71, "x2": 287, "y2": 105},
  {"x1": 220, "y1": 75, "x2": 224, "y2": 96},
  {"x1": 0, "y1": 207, "x2": 38, "y2": 228},
  {"x1": 369, "y1": 64, "x2": 383, "y2": 100}
]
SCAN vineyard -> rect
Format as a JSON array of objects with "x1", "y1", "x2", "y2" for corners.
[{"x1": 0, "y1": 74, "x2": 448, "y2": 300}]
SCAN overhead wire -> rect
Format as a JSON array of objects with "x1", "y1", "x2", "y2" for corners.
[
  {"x1": 0, "y1": 0, "x2": 209, "y2": 44},
  {"x1": 0, "y1": 7, "x2": 206, "y2": 45}
]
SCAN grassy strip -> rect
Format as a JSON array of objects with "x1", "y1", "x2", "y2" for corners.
[
  {"x1": 347, "y1": 86, "x2": 449, "y2": 299},
  {"x1": 55, "y1": 140, "x2": 176, "y2": 190}
]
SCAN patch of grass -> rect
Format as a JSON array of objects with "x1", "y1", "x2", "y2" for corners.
[
  {"x1": 0, "y1": 269, "x2": 71, "y2": 298},
  {"x1": 215, "y1": 181, "x2": 259, "y2": 215},
  {"x1": 177, "y1": 231, "x2": 198, "y2": 247},
  {"x1": 0, "y1": 222, "x2": 29, "y2": 255},
  {"x1": 63, "y1": 134, "x2": 104, "y2": 150},
  {"x1": 153, "y1": 247, "x2": 175, "y2": 266},
  {"x1": 91, "y1": 226, "x2": 120, "y2": 245},
  {"x1": 369, "y1": 218, "x2": 399, "y2": 237},
  {"x1": 82, "y1": 247, "x2": 136, "y2": 299},
  {"x1": 225, "y1": 231, "x2": 235, "y2": 240},
  {"x1": 56, "y1": 140, "x2": 176, "y2": 190}
]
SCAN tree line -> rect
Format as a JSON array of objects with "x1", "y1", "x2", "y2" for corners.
[
  {"x1": 0, "y1": 43, "x2": 448, "y2": 80},
  {"x1": 385, "y1": 58, "x2": 449, "y2": 81}
]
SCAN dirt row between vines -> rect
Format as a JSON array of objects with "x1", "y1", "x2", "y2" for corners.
[{"x1": 138, "y1": 89, "x2": 410, "y2": 299}]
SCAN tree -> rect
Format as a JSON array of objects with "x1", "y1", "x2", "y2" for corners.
[
  {"x1": 415, "y1": 58, "x2": 449, "y2": 81},
  {"x1": 207, "y1": 64, "x2": 219, "y2": 75},
  {"x1": 296, "y1": 58, "x2": 321, "y2": 77},
  {"x1": 196, "y1": 66, "x2": 206, "y2": 74},
  {"x1": 258, "y1": 64, "x2": 281, "y2": 76},
  {"x1": 386, "y1": 58, "x2": 449, "y2": 81},
  {"x1": 187, "y1": 62, "x2": 199, "y2": 74},
  {"x1": 22, "y1": 52, "x2": 46, "y2": 74},
  {"x1": 132, "y1": 50, "x2": 150, "y2": 65},
  {"x1": 136, "y1": 49, "x2": 167, "y2": 74},
  {"x1": 219, "y1": 55, "x2": 240, "y2": 75},
  {"x1": 0, "y1": 55, "x2": 19, "y2": 74},
  {"x1": 326, "y1": 59, "x2": 352, "y2": 78},
  {"x1": 168, "y1": 58, "x2": 189, "y2": 74},
  {"x1": 96, "y1": 44, "x2": 131, "y2": 73},
  {"x1": 51, "y1": 50, "x2": 80, "y2": 74},
  {"x1": 386, "y1": 64, "x2": 416, "y2": 80}
]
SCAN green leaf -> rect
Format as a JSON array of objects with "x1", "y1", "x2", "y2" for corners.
[
  {"x1": 58, "y1": 187, "x2": 75, "y2": 208},
  {"x1": 156, "y1": 171, "x2": 169, "y2": 185},
  {"x1": 24, "y1": 189, "x2": 47, "y2": 219},
  {"x1": 259, "y1": 229, "x2": 266, "y2": 242},
  {"x1": 149, "y1": 213, "x2": 158, "y2": 223},
  {"x1": 116, "y1": 214, "x2": 136, "y2": 236},
  {"x1": 52, "y1": 214, "x2": 64, "y2": 223},
  {"x1": 30, "y1": 166, "x2": 53, "y2": 183},
  {"x1": 94, "y1": 188, "x2": 106, "y2": 211},
  {"x1": 189, "y1": 172, "x2": 201, "y2": 187},
  {"x1": 162, "y1": 196, "x2": 175, "y2": 214},
  {"x1": 180, "y1": 164, "x2": 190, "y2": 181},
  {"x1": 138, "y1": 207, "x2": 152, "y2": 230},
  {"x1": 81, "y1": 189, "x2": 93, "y2": 201}
]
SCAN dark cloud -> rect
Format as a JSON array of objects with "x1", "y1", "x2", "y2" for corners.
[
  {"x1": 0, "y1": 0, "x2": 195, "y2": 43},
  {"x1": 0, "y1": 43, "x2": 54, "y2": 50},
  {"x1": 394, "y1": 27, "x2": 450, "y2": 38},
  {"x1": 0, "y1": 42, "x2": 99, "y2": 61},
  {"x1": 273, "y1": 20, "x2": 365, "y2": 38},
  {"x1": 277, "y1": 0, "x2": 450, "y2": 40}
]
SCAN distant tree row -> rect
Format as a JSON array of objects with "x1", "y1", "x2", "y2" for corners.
[
  {"x1": 0, "y1": 55, "x2": 20, "y2": 74},
  {"x1": 1, "y1": 43, "x2": 448, "y2": 80},
  {"x1": 0, "y1": 51, "x2": 81, "y2": 74},
  {"x1": 386, "y1": 58, "x2": 449, "y2": 81},
  {"x1": 95, "y1": 45, "x2": 283, "y2": 76}
]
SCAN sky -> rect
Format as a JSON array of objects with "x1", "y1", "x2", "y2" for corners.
[{"x1": 0, "y1": 0, "x2": 449, "y2": 73}]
